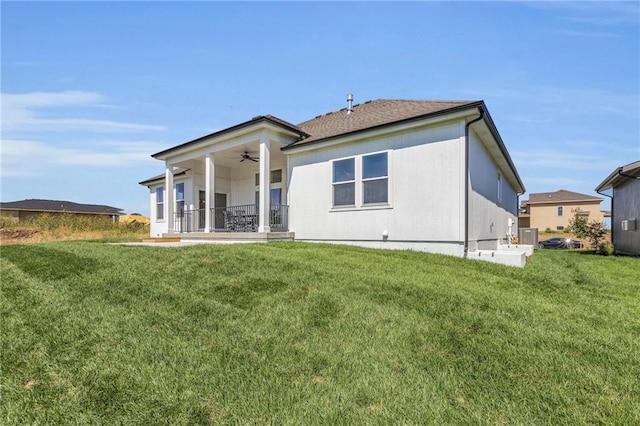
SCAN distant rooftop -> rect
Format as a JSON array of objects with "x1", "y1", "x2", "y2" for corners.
[
  {"x1": 527, "y1": 190, "x2": 602, "y2": 204},
  {"x1": 0, "y1": 199, "x2": 123, "y2": 215}
]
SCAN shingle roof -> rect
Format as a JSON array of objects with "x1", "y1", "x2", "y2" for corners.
[
  {"x1": 139, "y1": 168, "x2": 189, "y2": 186},
  {"x1": 288, "y1": 99, "x2": 477, "y2": 147},
  {"x1": 595, "y1": 160, "x2": 640, "y2": 192},
  {"x1": 528, "y1": 190, "x2": 602, "y2": 204},
  {"x1": 151, "y1": 115, "x2": 307, "y2": 159},
  {"x1": 0, "y1": 199, "x2": 123, "y2": 215}
]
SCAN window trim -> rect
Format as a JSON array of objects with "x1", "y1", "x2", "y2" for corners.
[
  {"x1": 332, "y1": 157, "x2": 356, "y2": 207},
  {"x1": 558, "y1": 206, "x2": 563, "y2": 217},
  {"x1": 362, "y1": 152, "x2": 389, "y2": 206},
  {"x1": 156, "y1": 186, "x2": 164, "y2": 221},
  {"x1": 331, "y1": 150, "x2": 392, "y2": 211},
  {"x1": 175, "y1": 182, "x2": 185, "y2": 213}
]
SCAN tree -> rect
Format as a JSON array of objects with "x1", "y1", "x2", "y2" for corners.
[
  {"x1": 568, "y1": 209, "x2": 589, "y2": 239},
  {"x1": 585, "y1": 220, "x2": 607, "y2": 250}
]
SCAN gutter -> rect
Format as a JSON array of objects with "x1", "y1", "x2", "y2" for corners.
[{"x1": 464, "y1": 107, "x2": 484, "y2": 258}]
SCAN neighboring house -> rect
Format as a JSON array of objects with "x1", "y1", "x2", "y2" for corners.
[
  {"x1": 140, "y1": 98, "x2": 527, "y2": 266},
  {"x1": 518, "y1": 190, "x2": 605, "y2": 231},
  {"x1": 596, "y1": 161, "x2": 640, "y2": 255},
  {"x1": 0, "y1": 199, "x2": 123, "y2": 221}
]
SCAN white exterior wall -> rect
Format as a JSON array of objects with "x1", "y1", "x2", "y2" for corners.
[
  {"x1": 148, "y1": 183, "x2": 165, "y2": 237},
  {"x1": 468, "y1": 130, "x2": 518, "y2": 250},
  {"x1": 288, "y1": 121, "x2": 467, "y2": 256},
  {"x1": 147, "y1": 173, "x2": 192, "y2": 237}
]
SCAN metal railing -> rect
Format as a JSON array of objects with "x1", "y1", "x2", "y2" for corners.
[
  {"x1": 173, "y1": 204, "x2": 288, "y2": 233},
  {"x1": 173, "y1": 208, "x2": 206, "y2": 233}
]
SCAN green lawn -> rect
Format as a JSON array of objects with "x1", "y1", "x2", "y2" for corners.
[{"x1": 1, "y1": 242, "x2": 638, "y2": 424}]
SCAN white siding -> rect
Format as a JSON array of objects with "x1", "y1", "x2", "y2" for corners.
[
  {"x1": 468, "y1": 129, "x2": 518, "y2": 250},
  {"x1": 148, "y1": 183, "x2": 166, "y2": 237},
  {"x1": 288, "y1": 121, "x2": 467, "y2": 255}
]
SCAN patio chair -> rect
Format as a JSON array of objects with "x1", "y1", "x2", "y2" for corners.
[{"x1": 223, "y1": 210, "x2": 239, "y2": 231}]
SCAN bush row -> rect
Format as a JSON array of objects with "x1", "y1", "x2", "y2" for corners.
[{"x1": 0, "y1": 213, "x2": 148, "y2": 233}]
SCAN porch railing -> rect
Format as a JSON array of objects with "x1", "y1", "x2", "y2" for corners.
[{"x1": 173, "y1": 204, "x2": 288, "y2": 233}]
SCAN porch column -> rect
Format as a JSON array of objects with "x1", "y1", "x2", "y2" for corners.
[
  {"x1": 165, "y1": 164, "x2": 174, "y2": 232},
  {"x1": 205, "y1": 152, "x2": 215, "y2": 232},
  {"x1": 258, "y1": 133, "x2": 271, "y2": 232}
]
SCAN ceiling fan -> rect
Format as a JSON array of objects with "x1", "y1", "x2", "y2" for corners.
[{"x1": 240, "y1": 151, "x2": 259, "y2": 162}]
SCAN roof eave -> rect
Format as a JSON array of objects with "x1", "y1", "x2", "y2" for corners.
[
  {"x1": 152, "y1": 116, "x2": 308, "y2": 161},
  {"x1": 283, "y1": 101, "x2": 484, "y2": 152}
]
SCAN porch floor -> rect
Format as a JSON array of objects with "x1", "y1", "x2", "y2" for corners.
[{"x1": 159, "y1": 231, "x2": 295, "y2": 242}]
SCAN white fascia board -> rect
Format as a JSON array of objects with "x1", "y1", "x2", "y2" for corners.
[
  {"x1": 155, "y1": 122, "x2": 300, "y2": 163},
  {"x1": 282, "y1": 109, "x2": 476, "y2": 155}
]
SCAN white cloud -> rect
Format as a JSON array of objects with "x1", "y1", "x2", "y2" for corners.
[
  {"x1": 463, "y1": 86, "x2": 638, "y2": 119},
  {"x1": 1, "y1": 90, "x2": 166, "y2": 133},
  {"x1": 0, "y1": 138, "x2": 160, "y2": 178},
  {"x1": 527, "y1": 1, "x2": 640, "y2": 26},
  {"x1": 512, "y1": 150, "x2": 622, "y2": 172},
  {"x1": 556, "y1": 30, "x2": 621, "y2": 39}
]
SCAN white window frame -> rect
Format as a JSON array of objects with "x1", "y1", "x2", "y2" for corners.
[
  {"x1": 156, "y1": 186, "x2": 164, "y2": 221},
  {"x1": 362, "y1": 152, "x2": 389, "y2": 206},
  {"x1": 332, "y1": 157, "x2": 356, "y2": 207},
  {"x1": 331, "y1": 150, "x2": 392, "y2": 211},
  {"x1": 175, "y1": 182, "x2": 185, "y2": 213}
]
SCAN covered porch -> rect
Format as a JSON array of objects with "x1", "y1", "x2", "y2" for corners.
[
  {"x1": 173, "y1": 203, "x2": 289, "y2": 233},
  {"x1": 148, "y1": 116, "x2": 306, "y2": 236}
]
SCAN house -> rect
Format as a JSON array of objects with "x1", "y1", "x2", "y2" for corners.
[
  {"x1": 595, "y1": 161, "x2": 640, "y2": 255},
  {"x1": 140, "y1": 98, "x2": 528, "y2": 266},
  {"x1": 518, "y1": 190, "x2": 606, "y2": 232},
  {"x1": 0, "y1": 199, "x2": 123, "y2": 222}
]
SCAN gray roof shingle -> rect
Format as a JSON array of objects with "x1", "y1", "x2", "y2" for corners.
[
  {"x1": 0, "y1": 199, "x2": 123, "y2": 215},
  {"x1": 528, "y1": 190, "x2": 602, "y2": 204},
  {"x1": 288, "y1": 99, "x2": 477, "y2": 147}
]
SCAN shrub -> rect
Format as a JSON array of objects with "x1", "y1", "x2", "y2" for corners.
[
  {"x1": 598, "y1": 242, "x2": 615, "y2": 256},
  {"x1": 0, "y1": 216, "x2": 20, "y2": 228},
  {"x1": 585, "y1": 221, "x2": 607, "y2": 249}
]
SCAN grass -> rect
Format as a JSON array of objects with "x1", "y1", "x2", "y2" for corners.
[{"x1": 1, "y1": 242, "x2": 638, "y2": 424}]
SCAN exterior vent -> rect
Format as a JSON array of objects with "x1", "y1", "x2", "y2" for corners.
[{"x1": 346, "y1": 93, "x2": 354, "y2": 114}]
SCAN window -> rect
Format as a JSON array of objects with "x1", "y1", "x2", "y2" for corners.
[
  {"x1": 497, "y1": 172, "x2": 502, "y2": 203},
  {"x1": 255, "y1": 169, "x2": 283, "y2": 186},
  {"x1": 254, "y1": 188, "x2": 282, "y2": 207},
  {"x1": 156, "y1": 187, "x2": 164, "y2": 220},
  {"x1": 557, "y1": 226, "x2": 564, "y2": 231},
  {"x1": 332, "y1": 152, "x2": 390, "y2": 208},
  {"x1": 333, "y1": 158, "x2": 355, "y2": 206},
  {"x1": 558, "y1": 206, "x2": 563, "y2": 216},
  {"x1": 362, "y1": 152, "x2": 388, "y2": 204},
  {"x1": 176, "y1": 183, "x2": 185, "y2": 213}
]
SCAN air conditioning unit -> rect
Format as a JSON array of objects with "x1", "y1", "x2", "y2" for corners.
[{"x1": 622, "y1": 219, "x2": 637, "y2": 231}]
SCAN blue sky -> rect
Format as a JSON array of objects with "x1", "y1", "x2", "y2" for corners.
[{"x1": 2, "y1": 1, "x2": 638, "y2": 215}]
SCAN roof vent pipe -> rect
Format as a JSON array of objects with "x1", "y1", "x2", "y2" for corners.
[{"x1": 346, "y1": 93, "x2": 354, "y2": 114}]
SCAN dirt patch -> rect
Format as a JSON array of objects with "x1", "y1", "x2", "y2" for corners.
[{"x1": 0, "y1": 228, "x2": 40, "y2": 245}]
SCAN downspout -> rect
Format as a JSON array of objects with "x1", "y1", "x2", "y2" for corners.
[
  {"x1": 464, "y1": 108, "x2": 484, "y2": 258},
  {"x1": 596, "y1": 186, "x2": 613, "y2": 245}
]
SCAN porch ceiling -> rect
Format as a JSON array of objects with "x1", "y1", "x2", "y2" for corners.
[{"x1": 170, "y1": 140, "x2": 287, "y2": 170}]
